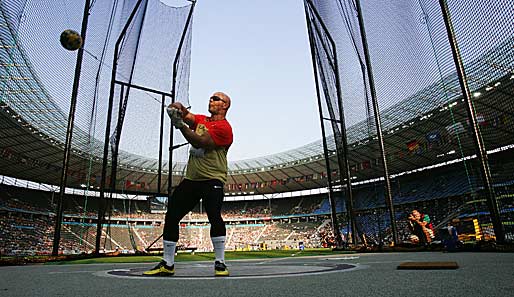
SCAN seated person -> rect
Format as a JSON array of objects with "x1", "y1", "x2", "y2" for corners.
[
  {"x1": 440, "y1": 222, "x2": 459, "y2": 251},
  {"x1": 407, "y1": 209, "x2": 433, "y2": 245}
]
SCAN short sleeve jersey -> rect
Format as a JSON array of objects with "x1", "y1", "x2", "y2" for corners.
[{"x1": 185, "y1": 115, "x2": 233, "y2": 184}]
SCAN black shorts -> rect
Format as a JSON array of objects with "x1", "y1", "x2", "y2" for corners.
[{"x1": 163, "y1": 179, "x2": 226, "y2": 241}]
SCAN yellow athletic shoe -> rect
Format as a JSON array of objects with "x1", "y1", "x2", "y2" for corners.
[
  {"x1": 143, "y1": 260, "x2": 175, "y2": 276},
  {"x1": 214, "y1": 261, "x2": 229, "y2": 276}
]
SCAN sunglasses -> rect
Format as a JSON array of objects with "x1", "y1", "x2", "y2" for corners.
[{"x1": 210, "y1": 95, "x2": 226, "y2": 103}]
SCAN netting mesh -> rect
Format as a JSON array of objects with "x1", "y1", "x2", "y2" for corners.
[
  {"x1": 1, "y1": 0, "x2": 193, "y2": 189},
  {"x1": 306, "y1": 0, "x2": 513, "y2": 244},
  {"x1": 0, "y1": 0, "x2": 194, "y2": 252},
  {"x1": 112, "y1": 0, "x2": 192, "y2": 159},
  {"x1": 1, "y1": 0, "x2": 513, "y2": 254}
]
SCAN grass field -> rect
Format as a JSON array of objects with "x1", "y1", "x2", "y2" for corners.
[{"x1": 44, "y1": 248, "x2": 355, "y2": 265}]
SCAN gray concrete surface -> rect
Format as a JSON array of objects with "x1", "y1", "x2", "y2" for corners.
[{"x1": 1, "y1": 252, "x2": 513, "y2": 297}]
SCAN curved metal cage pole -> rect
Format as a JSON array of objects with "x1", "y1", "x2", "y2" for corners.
[
  {"x1": 95, "y1": 0, "x2": 147, "y2": 256},
  {"x1": 354, "y1": 0, "x2": 398, "y2": 245},
  {"x1": 438, "y1": 0, "x2": 505, "y2": 243},
  {"x1": 147, "y1": 1, "x2": 197, "y2": 252},
  {"x1": 95, "y1": 0, "x2": 197, "y2": 255},
  {"x1": 305, "y1": 0, "x2": 357, "y2": 247},
  {"x1": 52, "y1": 0, "x2": 91, "y2": 257}
]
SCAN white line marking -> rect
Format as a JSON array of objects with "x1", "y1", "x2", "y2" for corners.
[
  {"x1": 325, "y1": 256, "x2": 360, "y2": 260},
  {"x1": 49, "y1": 270, "x2": 100, "y2": 274},
  {"x1": 94, "y1": 264, "x2": 368, "y2": 280},
  {"x1": 255, "y1": 257, "x2": 291, "y2": 265}
]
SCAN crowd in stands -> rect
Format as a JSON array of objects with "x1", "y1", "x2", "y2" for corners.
[
  {"x1": 0, "y1": 212, "x2": 53, "y2": 255},
  {"x1": 1, "y1": 168, "x2": 513, "y2": 255}
]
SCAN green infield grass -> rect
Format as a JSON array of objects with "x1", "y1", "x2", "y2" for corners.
[{"x1": 44, "y1": 248, "x2": 355, "y2": 265}]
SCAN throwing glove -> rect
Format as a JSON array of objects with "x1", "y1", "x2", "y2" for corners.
[{"x1": 167, "y1": 106, "x2": 185, "y2": 129}]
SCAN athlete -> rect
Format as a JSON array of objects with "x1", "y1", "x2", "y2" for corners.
[{"x1": 144, "y1": 92, "x2": 233, "y2": 276}]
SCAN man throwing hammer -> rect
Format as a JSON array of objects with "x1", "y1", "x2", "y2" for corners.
[{"x1": 144, "y1": 92, "x2": 233, "y2": 277}]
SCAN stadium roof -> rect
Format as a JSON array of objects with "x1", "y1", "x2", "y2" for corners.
[{"x1": 1, "y1": 6, "x2": 513, "y2": 196}]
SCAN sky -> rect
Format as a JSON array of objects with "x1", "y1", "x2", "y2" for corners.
[
  {"x1": 164, "y1": 0, "x2": 321, "y2": 161},
  {"x1": 17, "y1": 0, "x2": 511, "y2": 165}
]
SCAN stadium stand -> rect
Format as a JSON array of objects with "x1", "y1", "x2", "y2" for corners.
[
  {"x1": 0, "y1": 0, "x2": 512, "y2": 255},
  {"x1": 2, "y1": 155, "x2": 512, "y2": 255}
]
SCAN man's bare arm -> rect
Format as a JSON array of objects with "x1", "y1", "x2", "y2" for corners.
[{"x1": 179, "y1": 126, "x2": 218, "y2": 150}]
